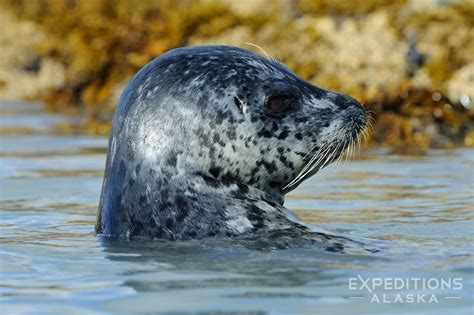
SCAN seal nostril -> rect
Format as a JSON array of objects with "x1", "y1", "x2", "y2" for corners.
[
  {"x1": 334, "y1": 94, "x2": 364, "y2": 111},
  {"x1": 349, "y1": 97, "x2": 364, "y2": 111}
]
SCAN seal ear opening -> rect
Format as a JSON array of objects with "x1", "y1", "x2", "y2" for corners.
[{"x1": 234, "y1": 96, "x2": 244, "y2": 113}]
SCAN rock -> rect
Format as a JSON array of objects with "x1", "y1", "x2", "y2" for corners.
[
  {"x1": 447, "y1": 63, "x2": 474, "y2": 113},
  {"x1": 0, "y1": 11, "x2": 66, "y2": 100}
]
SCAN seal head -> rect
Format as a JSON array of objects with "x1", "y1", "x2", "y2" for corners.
[{"x1": 96, "y1": 45, "x2": 367, "y2": 249}]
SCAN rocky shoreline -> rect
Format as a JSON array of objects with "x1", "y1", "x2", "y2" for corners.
[{"x1": 0, "y1": 0, "x2": 472, "y2": 151}]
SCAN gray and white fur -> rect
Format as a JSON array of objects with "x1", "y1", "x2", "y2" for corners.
[{"x1": 96, "y1": 45, "x2": 370, "y2": 253}]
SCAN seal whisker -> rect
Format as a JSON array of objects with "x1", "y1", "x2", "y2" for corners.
[
  {"x1": 342, "y1": 136, "x2": 352, "y2": 166},
  {"x1": 355, "y1": 133, "x2": 361, "y2": 157},
  {"x1": 301, "y1": 143, "x2": 333, "y2": 174},
  {"x1": 336, "y1": 140, "x2": 346, "y2": 168},
  {"x1": 300, "y1": 145, "x2": 332, "y2": 178},
  {"x1": 361, "y1": 117, "x2": 374, "y2": 147},
  {"x1": 351, "y1": 128, "x2": 358, "y2": 160},
  {"x1": 343, "y1": 142, "x2": 350, "y2": 166},
  {"x1": 355, "y1": 125, "x2": 362, "y2": 158},
  {"x1": 303, "y1": 143, "x2": 328, "y2": 169},
  {"x1": 321, "y1": 141, "x2": 341, "y2": 170},
  {"x1": 319, "y1": 141, "x2": 344, "y2": 177},
  {"x1": 366, "y1": 113, "x2": 375, "y2": 132},
  {"x1": 302, "y1": 142, "x2": 322, "y2": 161},
  {"x1": 308, "y1": 140, "x2": 341, "y2": 180},
  {"x1": 292, "y1": 142, "x2": 336, "y2": 187},
  {"x1": 350, "y1": 135, "x2": 356, "y2": 161},
  {"x1": 361, "y1": 127, "x2": 368, "y2": 142},
  {"x1": 284, "y1": 146, "x2": 325, "y2": 190},
  {"x1": 283, "y1": 144, "x2": 331, "y2": 190},
  {"x1": 244, "y1": 42, "x2": 275, "y2": 61}
]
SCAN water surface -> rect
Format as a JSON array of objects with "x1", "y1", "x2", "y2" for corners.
[{"x1": 1, "y1": 101, "x2": 473, "y2": 314}]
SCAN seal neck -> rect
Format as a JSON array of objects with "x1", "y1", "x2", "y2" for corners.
[
  {"x1": 194, "y1": 171, "x2": 285, "y2": 206},
  {"x1": 98, "y1": 166, "x2": 292, "y2": 239}
]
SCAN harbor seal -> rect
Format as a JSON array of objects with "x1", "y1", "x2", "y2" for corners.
[{"x1": 96, "y1": 45, "x2": 368, "y2": 252}]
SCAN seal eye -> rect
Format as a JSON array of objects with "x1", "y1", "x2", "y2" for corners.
[{"x1": 267, "y1": 95, "x2": 292, "y2": 116}]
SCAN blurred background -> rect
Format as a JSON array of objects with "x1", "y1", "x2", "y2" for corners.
[
  {"x1": 0, "y1": 0, "x2": 473, "y2": 151},
  {"x1": 1, "y1": 2, "x2": 473, "y2": 314}
]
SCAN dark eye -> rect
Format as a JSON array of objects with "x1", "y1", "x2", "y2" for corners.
[{"x1": 267, "y1": 95, "x2": 292, "y2": 116}]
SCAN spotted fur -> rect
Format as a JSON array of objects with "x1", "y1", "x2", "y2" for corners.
[{"x1": 96, "y1": 45, "x2": 369, "y2": 253}]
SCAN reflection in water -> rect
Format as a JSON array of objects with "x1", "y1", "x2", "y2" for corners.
[
  {"x1": 0, "y1": 102, "x2": 473, "y2": 314},
  {"x1": 98, "y1": 237, "x2": 381, "y2": 314},
  {"x1": 100, "y1": 237, "x2": 350, "y2": 290}
]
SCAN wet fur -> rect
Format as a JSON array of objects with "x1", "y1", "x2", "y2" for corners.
[{"x1": 96, "y1": 45, "x2": 369, "y2": 253}]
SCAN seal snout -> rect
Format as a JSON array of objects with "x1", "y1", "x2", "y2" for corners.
[
  {"x1": 334, "y1": 94, "x2": 367, "y2": 129},
  {"x1": 337, "y1": 94, "x2": 364, "y2": 111}
]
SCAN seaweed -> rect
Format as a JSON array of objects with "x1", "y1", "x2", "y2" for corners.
[{"x1": 0, "y1": 0, "x2": 472, "y2": 149}]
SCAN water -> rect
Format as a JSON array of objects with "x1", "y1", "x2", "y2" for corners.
[{"x1": 1, "y1": 101, "x2": 473, "y2": 314}]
